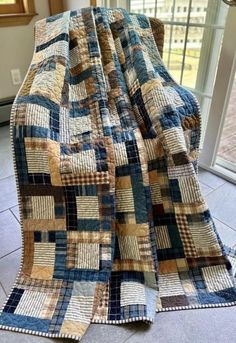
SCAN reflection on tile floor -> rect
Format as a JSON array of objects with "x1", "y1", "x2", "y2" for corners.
[{"x1": 0, "y1": 124, "x2": 236, "y2": 343}]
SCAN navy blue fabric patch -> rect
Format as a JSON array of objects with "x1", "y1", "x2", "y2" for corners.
[{"x1": 36, "y1": 33, "x2": 69, "y2": 52}]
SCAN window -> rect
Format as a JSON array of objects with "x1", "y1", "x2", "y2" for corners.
[
  {"x1": 0, "y1": 0, "x2": 24, "y2": 14},
  {"x1": 0, "y1": 0, "x2": 37, "y2": 27},
  {"x1": 130, "y1": 0, "x2": 229, "y2": 147}
]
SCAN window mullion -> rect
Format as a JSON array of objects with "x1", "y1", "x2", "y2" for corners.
[
  {"x1": 194, "y1": 2, "x2": 220, "y2": 93},
  {"x1": 166, "y1": 0, "x2": 176, "y2": 70},
  {"x1": 180, "y1": 0, "x2": 192, "y2": 85}
]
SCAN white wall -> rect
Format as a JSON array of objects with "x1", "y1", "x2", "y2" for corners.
[
  {"x1": 63, "y1": 0, "x2": 90, "y2": 10},
  {"x1": 0, "y1": 0, "x2": 50, "y2": 100}
]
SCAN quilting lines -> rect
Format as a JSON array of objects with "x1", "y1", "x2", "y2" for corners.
[
  {"x1": 120, "y1": 282, "x2": 146, "y2": 306},
  {"x1": 201, "y1": 265, "x2": 234, "y2": 293},
  {"x1": 167, "y1": 164, "x2": 195, "y2": 179},
  {"x1": 30, "y1": 63, "x2": 65, "y2": 105},
  {"x1": 118, "y1": 236, "x2": 141, "y2": 260},
  {"x1": 178, "y1": 176, "x2": 202, "y2": 203},
  {"x1": 33, "y1": 243, "x2": 56, "y2": 266},
  {"x1": 115, "y1": 188, "x2": 135, "y2": 212},
  {"x1": 25, "y1": 143, "x2": 49, "y2": 174},
  {"x1": 156, "y1": 225, "x2": 172, "y2": 249},
  {"x1": 163, "y1": 127, "x2": 187, "y2": 155},
  {"x1": 189, "y1": 221, "x2": 222, "y2": 256},
  {"x1": 33, "y1": 40, "x2": 68, "y2": 64},
  {"x1": 69, "y1": 115, "x2": 92, "y2": 136},
  {"x1": 76, "y1": 196, "x2": 100, "y2": 219},
  {"x1": 114, "y1": 142, "x2": 129, "y2": 166},
  {"x1": 76, "y1": 243, "x2": 100, "y2": 270},
  {"x1": 14, "y1": 290, "x2": 49, "y2": 318},
  {"x1": 165, "y1": 86, "x2": 184, "y2": 108},
  {"x1": 159, "y1": 273, "x2": 185, "y2": 297},
  {"x1": 31, "y1": 196, "x2": 55, "y2": 219},
  {"x1": 25, "y1": 103, "x2": 50, "y2": 128},
  {"x1": 64, "y1": 296, "x2": 94, "y2": 324}
]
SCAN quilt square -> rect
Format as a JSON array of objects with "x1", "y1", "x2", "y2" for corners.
[
  {"x1": 156, "y1": 225, "x2": 172, "y2": 249},
  {"x1": 25, "y1": 145, "x2": 49, "y2": 174},
  {"x1": 114, "y1": 142, "x2": 128, "y2": 166},
  {"x1": 159, "y1": 272, "x2": 185, "y2": 298},
  {"x1": 64, "y1": 295, "x2": 94, "y2": 324},
  {"x1": 33, "y1": 242, "x2": 56, "y2": 266},
  {"x1": 25, "y1": 103, "x2": 50, "y2": 128},
  {"x1": 76, "y1": 243, "x2": 100, "y2": 270},
  {"x1": 31, "y1": 196, "x2": 55, "y2": 219},
  {"x1": 118, "y1": 236, "x2": 140, "y2": 260},
  {"x1": 202, "y1": 265, "x2": 234, "y2": 293},
  {"x1": 120, "y1": 282, "x2": 146, "y2": 306},
  {"x1": 69, "y1": 115, "x2": 92, "y2": 136},
  {"x1": 71, "y1": 149, "x2": 97, "y2": 173},
  {"x1": 14, "y1": 290, "x2": 49, "y2": 318},
  {"x1": 76, "y1": 196, "x2": 100, "y2": 219},
  {"x1": 116, "y1": 189, "x2": 135, "y2": 212}
]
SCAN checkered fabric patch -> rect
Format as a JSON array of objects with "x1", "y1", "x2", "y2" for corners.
[{"x1": 0, "y1": 6, "x2": 235, "y2": 342}]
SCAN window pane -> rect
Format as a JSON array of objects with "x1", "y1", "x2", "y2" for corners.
[
  {"x1": 173, "y1": 0, "x2": 190, "y2": 23},
  {"x1": 0, "y1": 0, "x2": 16, "y2": 3},
  {"x1": 182, "y1": 27, "x2": 204, "y2": 88},
  {"x1": 190, "y1": 0, "x2": 208, "y2": 24},
  {"x1": 163, "y1": 25, "x2": 187, "y2": 83},
  {"x1": 155, "y1": 0, "x2": 173, "y2": 22}
]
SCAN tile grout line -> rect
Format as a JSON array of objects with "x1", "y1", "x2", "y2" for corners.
[
  {"x1": 0, "y1": 281, "x2": 7, "y2": 296},
  {"x1": 0, "y1": 246, "x2": 22, "y2": 261},
  {"x1": 0, "y1": 174, "x2": 16, "y2": 182},
  {"x1": 199, "y1": 179, "x2": 215, "y2": 190},
  {"x1": 0, "y1": 206, "x2": 18, "y2": 214},
  {"x1": 213, "y1": 216, "x2": 236, "y2": 234},
  {"x1": 200, "y1": 179, "x2": 226, "y2": 190},
  {"x1": 121, "y1": 331, "x2": 139, "y2": 343},
  {"x1": 0, "y1": 174, "x2": 15, "y2": 182},
  {"x1": 200, "y1": 186, "x2": 216, "y2": 197},
  {"x1": 9, "y1": 206, "x2": 20, "y2": 224}
]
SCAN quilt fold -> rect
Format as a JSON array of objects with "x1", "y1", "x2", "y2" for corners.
[{"x1": 0, "y1": 6, "x2": 236, "y2": 341}]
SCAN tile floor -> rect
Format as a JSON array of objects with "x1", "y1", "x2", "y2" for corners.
[{"x1": 0, "y1": 124, "x2": 236, "y2": 343}]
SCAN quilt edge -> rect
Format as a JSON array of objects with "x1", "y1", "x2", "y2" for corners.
[{"x1": 155, "y1": 300, "x2": 236, "y2": 313}]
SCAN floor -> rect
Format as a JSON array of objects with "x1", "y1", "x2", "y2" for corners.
[{"x1": 0, "y1": 124, "x2": 236, "y2": 343}]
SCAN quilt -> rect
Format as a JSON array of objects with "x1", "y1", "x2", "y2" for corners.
[{"x1": 0, "y1": 6, "x2": 236, "y2": 341}]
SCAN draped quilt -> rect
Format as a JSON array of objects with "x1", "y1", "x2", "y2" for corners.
[{"x1": 0, "y1": 6, "x2": 236, "y2": 341}]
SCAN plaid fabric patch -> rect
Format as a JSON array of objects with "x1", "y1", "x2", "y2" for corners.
[{"x1": 0, "y1": 6, "x2": 235, "y2": 342}]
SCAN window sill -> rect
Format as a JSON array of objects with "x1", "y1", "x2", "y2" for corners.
[{"x1": 0, "y1": 12, "x2": 38, "y2": 27}]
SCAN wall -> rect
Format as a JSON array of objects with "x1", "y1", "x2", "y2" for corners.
[
  {"x1": 63, "y1": 0, "x2": 90, "y2": 10},
  {"x1": 0, "y1": 0, "x2": 50, "y2": 100},
  {"x1": 63, "y1": 1, "x2": 108, "y2": 11}
]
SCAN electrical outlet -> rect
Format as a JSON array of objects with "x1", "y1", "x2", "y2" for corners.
[{"x1": 11, "y1": 69, "x2": 22, "y2": 86}]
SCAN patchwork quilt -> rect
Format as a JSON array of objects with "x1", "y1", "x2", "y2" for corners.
[{"x1": 0, "y1": 6, "x2": 236, "y2": 341}]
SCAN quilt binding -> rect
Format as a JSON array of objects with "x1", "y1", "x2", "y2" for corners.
[{"x1": 0, "y1": 10, "x2": 236, "y2": 341}]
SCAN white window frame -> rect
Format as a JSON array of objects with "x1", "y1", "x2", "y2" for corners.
[
  {"x1": 125, "y1": 1, "x2": 228, "y2": 148},
  {"x1": 199, "y1": 7, "x2": 236, "y2": 184}
]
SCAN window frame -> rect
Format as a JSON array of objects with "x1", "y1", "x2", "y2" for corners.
[
  {"x1": 0, "y1": 0, "x2": 24, "y2": 14},
  {"x1": 0, "y1": 0, "x2": 37, "y2": 27}
]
